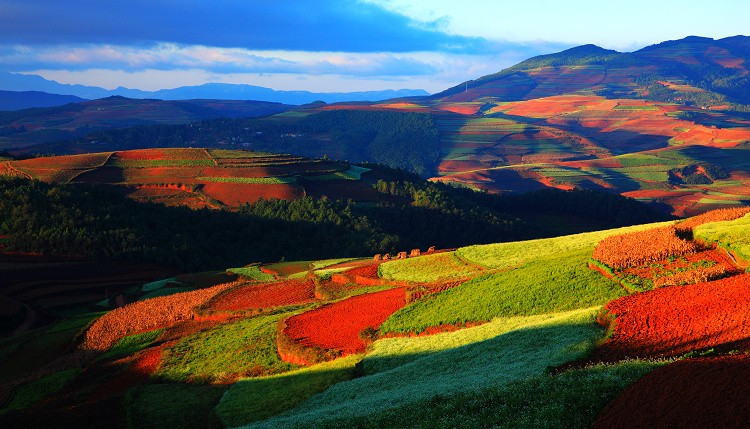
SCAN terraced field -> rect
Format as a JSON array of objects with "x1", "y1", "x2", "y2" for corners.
[
  {"x1": 3, "y1": 209, "x2": 750, "y2": 428},
  {"x1": 0, "y1": 148, "x2": 377, "y2": 208}
]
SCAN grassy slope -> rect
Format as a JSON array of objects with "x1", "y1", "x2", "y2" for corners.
[
  {"x1": 694, "y1": 213, "x2": 750, "y2": 262},
  {"x1": 156, "y1": 313, "x2": 298, "y2": 383},
  {"x1": 97, "y1": 329, "x2": 163, "y2": 362},
  {"x1": 364, "y1": 312, "x2": 587, "y2": 375},
  {"x1": 216, "y1": 355, "x2": 362, "y2": 427},
  {"x1": 315, "y1": 360, "x2": 666, "y2": 429},
  {"x1": 241, "y1": 308, "x2": 601, "y2": 429},
  {"x1": 0, "y1": 312, "x2": 103, "y2": 381},
  {"x1": 226, "y1": 266, "x2": 276, "y2": 282},
  {"x1": 126, "y1": 384, "x2": 226, "y2": 429},
  {"x1": 379, "y1": 252, "x2": 484, "y2": 283},
  {"x1": 379, "y1": 223, "x2": 669, "y2": 334},
  {"x1": 1, "y1": 368, "x2": 82, "y2": 412}
]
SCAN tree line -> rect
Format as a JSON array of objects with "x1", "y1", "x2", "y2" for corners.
[{"x1": 0, "y1": 175, "x2": 671, "y2": 271}]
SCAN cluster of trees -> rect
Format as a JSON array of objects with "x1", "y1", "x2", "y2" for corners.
[
  {"x1": 80, "y1": 109, "x2": 441, "y2": 176},
  {"x1": 668, "y1": 163, "x2": 728, "y2": 185},
  {"x1": 0, "y1": 174, "x2": 672, "y2": 271},
  {"x1": 298, "y1": 110, "x2": 441, "y2": 175}
]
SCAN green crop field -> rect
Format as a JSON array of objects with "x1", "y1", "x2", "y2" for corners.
[
  {"x1": 198, "y1": 176, "x2": 298, "y2": 184},
  {"x1": 227, "y1": 265, "x2": 276, "y2": 282},
  {"x1": 694, "y1": 213, "x2": 750, "y2": 261},
  {"x1": 455, "y1": 222, "x2": 670, "y2": 270},
  {"x1": 380, "y1": 248, "x2": 625, "y2": 333},
  {"x1": 156, "y1": 313, "x2": 298, "y2": 383},
  {"x1": 239, "y1": 307, "x2": 601, "y2": 429},
  {"x1": 127, "y1": 384, "x2": 226, "y2": 429},
  {"x1": 1, "y1": 368, "x2": 82, "y2": 412},
  {"x1": 365, "y1": 311, "x2": 591, "y2": 375},
  {"x1": 379, "y1": 223, "x2": 670, "y2": 334},
  {"x1": 379, "y1": 252, "x2": 484, "y2": 283},
  {"x1": 0, "y1": 312, "x2": 103, "y2": 381},
  {"x1": 96, "y1": 329, "x2": 163, "y2": 362},
  {"x1": 216, "y1": 355, "x2": 361, "y2": 427},
  {"x1": 319, "y1": 359, "x2": 667, "y2": 429}
]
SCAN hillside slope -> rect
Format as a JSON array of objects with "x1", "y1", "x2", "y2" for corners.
[{"x1": 2, "y1": 209, "x2": 749, "y2": 428}]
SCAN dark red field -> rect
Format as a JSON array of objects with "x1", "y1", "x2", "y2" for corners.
[
  {"x1": 593, "y1": 273, "x2": 750, "y2": 362},
  {"x1": 282, "y1": 287, "x2": 406, "y2": 356},
  {"x1": 206, "y1": 279, "x2": 316, "y2": 311},
  {"x1": 593, "y1": 355, "x2": 750, "y2": 429}
]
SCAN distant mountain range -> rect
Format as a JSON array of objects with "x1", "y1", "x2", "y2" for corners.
[
  {"x1": 4, "y1": 35, "x2": 750, "y2": 217},
  {"x1": 0, "y1": 90, "x2": 87, "y2": 111},
  {"x1": 0, "y1": 72, "x2": 429, "y2": 108},
  {"x1": 435, "y1": 35, "x2": 750, "y2": 106}
]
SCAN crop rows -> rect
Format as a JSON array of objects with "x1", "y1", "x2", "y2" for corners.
[
  {"x1": 205, "y1": 279, "x2": 316, "y2": 311},
  {"x1": 592, "y1": 226, "x2": 698, "y2": 269},
  {"x1": 675, "y1": 206, "x2": 750, "y2": 232},
  {"x1": 593, "y1": 355, "x2": 750, "y2": 429},
  {"x1": 80, "y1": 281, "x2": 238, "y2": 351},
  {"x1": 279, "y1": 287, "x2": 406, "y2": 365},
  {"x1": 593, "y1": 273, "x2": 750, "y2": 362}
]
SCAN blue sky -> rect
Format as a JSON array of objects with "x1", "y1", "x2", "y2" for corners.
[{"x1": 0, "y1": 0, "x2": 747, "y2": 93}]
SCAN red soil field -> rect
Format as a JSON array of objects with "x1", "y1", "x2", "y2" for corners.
[
  {"x1": 592, "y1": 273, "x2": 750, "y2": 362},
  {"x1": 127, "y1": 186, "x2": 210, "y2": 209},
  {"x1": 344, "y1": 263, "x2": 380, "y2": 279},
  {"x1": 436, "y1": 104, "x2": 482, "y2": 115},
  {"x1": 200, "y1": 182, "x2": 303, "y2": 205},
  {"x1": 593, "y1": 226, "x2": 698, "y2": 269},
  {"x1": 206, "y1": 279, "x2": 316, "y2": 311},
  {"x1": 593, "y1": 355, "x2": 750, "y2": 429},
  {"x1": 80, "y1": 281, "x2": 238, "y2": 351},
  {"x1": 90, "y1": 346, "x2": 163, "y2": 400},
  {"x1": 114, "y1": 148, "x2": 209, "y2": 160},
  {"x1": 282, "y1": 287, "x2": 406, "y2": 357},
  {"x1": 12, "y1": 152, "x2": 112, "y2": 169},
  {"x1": 501, "y1": 95, "x2": 608, "y2": 117},
  {"x1": 622, "y1": 249, "x2": 740, "y2": 287},
  {"x1": 262, "y1": 261, "x2": 311, "y2": 277},
  {"x1": 676, "y1": 207, "x2": 750, "y2": 232}
]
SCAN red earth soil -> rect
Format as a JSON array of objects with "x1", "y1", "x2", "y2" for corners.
[
  {"x1": 80, "y1": 281, "x2": 238, "y2": 351},
  {"x1": 207, "y1": 279, "x2": 316, "y2": 311},
  {"x1": 677, "y1": 207, "x2": 750, "y2": 231},
  {"x1": 593, "y1": 355, "x2": 750, "y2": 429},
  {"x1": 344, "y1": 263, "x2": 380, "y2": 279},
  {"x1": 89, "y1": 346, "x2": 163, "y2": 399},
  {"x1": 283, "y1": 287, "x2": 406, "y2": 356},
  {"x1": 591, "y1": 273, "x2": 750, "y2": 362},
  {"x1": 200, "y1": 182, "x2": 302, "y2": 205},
  {"x1": 114, "y1": 148, "x2": 208, "y2": 160},
  {"x1": 593, "y1": 226, "x2": 698, "y2": 269},
  {"x1": 436, "y1": 104, "x2": 482, "y2": 115}
]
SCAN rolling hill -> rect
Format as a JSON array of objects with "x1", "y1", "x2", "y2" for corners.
[
  {"x1": 0, "y1": 90, "x2": 87, "y2": 111},
  {"x1": 1, "y1": 207, "x2": 749, "y2": 428},
  {"x1": 9, "y1": 36, "x2": 749, "y2": 216},
  {"x1": 0, "y1": 97, "x2": 294, "y2": 149}
]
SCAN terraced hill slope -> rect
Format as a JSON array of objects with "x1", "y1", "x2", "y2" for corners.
[
  {"x1": 3, "y1": 208, "x2": 749, "y2": 428},
  {"x1": 0, "y1": 148, "x2": 379, "y2": 208}
]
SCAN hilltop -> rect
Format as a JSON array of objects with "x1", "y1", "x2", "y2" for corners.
[{"x1": 5, "y1": 36, "x2": 748, "y2": 216}]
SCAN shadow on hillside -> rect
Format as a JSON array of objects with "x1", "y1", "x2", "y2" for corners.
[{"x1": 0, "y1": 318, "x2": 600, "y2": 428}]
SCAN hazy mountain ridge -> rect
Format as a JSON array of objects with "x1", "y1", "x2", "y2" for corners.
[
  {"x1": 0, "y1": 90, "x2": 87, "y2": 111},
  {"x1": 0, "y1": 72, "x2": 429, "y2": 106}
]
